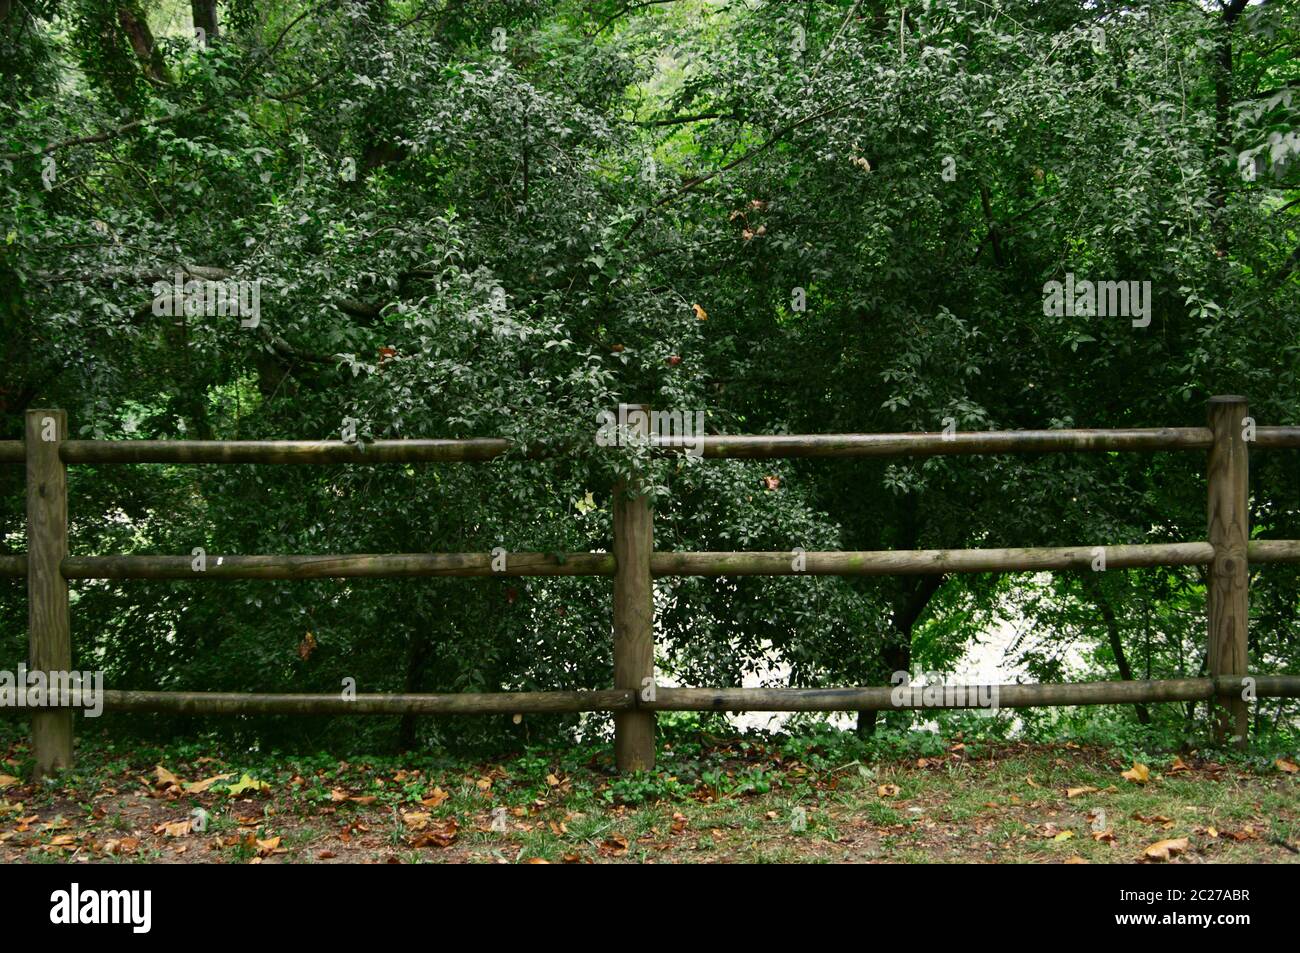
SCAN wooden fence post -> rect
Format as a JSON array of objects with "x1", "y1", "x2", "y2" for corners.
[
  {"x1": 27, "y1": 409, "x2": 73, "y2": 777},
  {"x1": 1207, "y1": 395, "x2": 1249, "y2": 748},
  {"x1": 613, "y1": 405, "x2": 656, "y2": 771}
]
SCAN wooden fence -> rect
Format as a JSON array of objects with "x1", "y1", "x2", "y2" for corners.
[{"x1": 3, "y1": 396, "x2": 1300, "y2": 778}]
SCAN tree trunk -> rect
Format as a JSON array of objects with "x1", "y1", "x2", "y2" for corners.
[
  {"x1": 856, "y1": 573, "x2": 945, "y2": 737},
  {"x1": 397, "y1": 630, "x2": 433, "y2": 750},
  {"x1": 1082, "y1": 576, "x2": 1150, "y2": 725},
  {"x1": 117, "y1": 4, "x2": 170, "y2": 83},
  {"x1": 191, "y1": 0, "x2": 219, "y2": 45},
  {"x1": 1210, "y1": 0, "x2": 1250, "y2": 254}
]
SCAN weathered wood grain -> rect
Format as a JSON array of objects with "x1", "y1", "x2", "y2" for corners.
[
  {"x1": 613, "y1": 405, "x2": 656, "y2": 771},
  {"x1": 61, "y1": 552, "x2": 615, "y2": 579},
  {"x1": 27, "y1": 410, "x2": 72, "y2": 777},
  {"x1": 1207, "y1": 396, "x2": 1250, "y2": 747},
  {"x1": 649, "y1": 543, "x2": 1214, "y2": 576}
]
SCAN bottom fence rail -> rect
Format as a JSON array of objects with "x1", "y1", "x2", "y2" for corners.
[{"x1": 1, "y1": 676, "x2": 1297, "y2": 715}]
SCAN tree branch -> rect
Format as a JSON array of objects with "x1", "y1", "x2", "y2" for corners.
[
  {"x1": 626, "y1": 97, "x2": 858, "y2": 236},
  {"x1": 633, "y1": 112, "x2": 737, "y2": 127},
  {"x1": 593, "y1": 0, "x2": 687, "y2": 37}
]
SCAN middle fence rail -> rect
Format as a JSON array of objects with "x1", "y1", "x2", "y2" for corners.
[{"x1": 3, "y1": 396, "x2": 1300, "y2": 777}]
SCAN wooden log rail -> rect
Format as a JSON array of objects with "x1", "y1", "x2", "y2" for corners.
[
  {"x1": 3, "y1": 425, "x2": 1300, "y2": 465},
  {"x1": 2, "y1": 676, "x2": 1297, "y2": 717},
  {"x1": 1, "y1": 400, "x2": 1299, "y2": 776},
  {"x1": 8, "y1": 541, "x2": 1300, "y2": 580}
]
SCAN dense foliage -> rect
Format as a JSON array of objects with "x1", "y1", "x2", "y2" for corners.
[{"x1": 2, "y1": 0, "x2": 1298, "y2": 752}]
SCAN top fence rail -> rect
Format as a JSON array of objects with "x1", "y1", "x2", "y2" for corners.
[{"x1": 1, "y1": 425, "x2": 1298, "y2": 465}]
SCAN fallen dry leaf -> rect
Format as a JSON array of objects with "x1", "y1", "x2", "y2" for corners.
[
  {"x1": 155, "y1": 819, "x2": 191, "y2": 838},
  {"x1": 153, "y1": 765, "x2": 182, "y2": 790},
  {"x1": 1132, "y1": 812, "x2": 1173, "y2": 826},
  {"x1": 43, "y1": 834, "x2": 77, "y2": 851},
  {"x1": 1121, "y1": 763, "x2": 1150, "y2": 785},
  {"x1": 877, "y1": 783, "x2": 900, "y2": 798},
  {"x1": 400, "y1": 811, "x2": 430, "y2": 830},
  {"x1": 599, "y1": 835, "x2": 629, "y2": 857},
  {"x1": 1067, "y1": 786, "x2": 1098, "y2": 799},
  {"x1": 1276, "y1": 758, "x2": 1298, "y2": 774},
  {"x1": 421, "y1": 787, "x2": 449, "y2": 808},
  {"x1": 409, "y1": 819, "x2": 458, "y2": 848},
  {"x1": 1141, "y1": 837, "x2": 1189, "y2": 862},
  {"x1": 182, "y1": 773, "x2": 233, "y2": 794}
]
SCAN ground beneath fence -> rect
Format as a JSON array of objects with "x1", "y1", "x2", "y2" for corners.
[{"x1": 1, "y1": 738, "x2": 1297, "y2": 864}]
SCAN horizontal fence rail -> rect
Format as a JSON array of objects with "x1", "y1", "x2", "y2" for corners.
[
  {"x1": 90, "y1": 690, "x2": 637, "y2": 716},
  {"x1": 648, "y1": 677, "x2": 1300, "y2": 712},
  {"x1": 7, "y1": 541, "x2": 1300, "y2": 580},
  {"x1": 686, "y1": 428, "x2": 1218, "y2": 458},
  {"x1": 2, "y1": 399, "x2": 1300, "y2": 776},
  {"x1": 650, "y1": 544, "x2": 1217, "y2": 575},
  {"x1": 3, "y1": 677, "x2": 1298, "y2": 718},
  {"x1": 2, "y1": 425, "x2": 1299, "y2": 466},
  {"x1": 57, "y1": 553, "x2": 616, "y2": 579}
]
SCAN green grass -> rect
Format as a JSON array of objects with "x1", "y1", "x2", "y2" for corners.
[{"x1": 1, "y1": 719, "x2": 1297, "y2": 863}]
